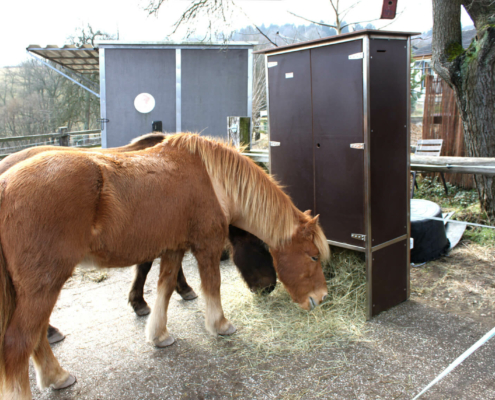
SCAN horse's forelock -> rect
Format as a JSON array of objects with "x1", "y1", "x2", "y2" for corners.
[
  {"x1": 314, "y1": 225, "x2": 330, "y2": 262},
  {"x1": 297, "y1": 213, "x2": 330, "y2": 262}
]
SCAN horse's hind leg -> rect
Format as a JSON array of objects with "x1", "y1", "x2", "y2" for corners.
[
  {"x1": 129, "y1": 262, "x2": 153, "y2": 316},
  {"x1": 32, "y1": 323, "x2": 76, "y2": 390},
  {"x1": 194, "y1": 246, "x2": 236, "y2": 336},
  {"x1": 146, "y1": 250, "x2": 185, "y2": 347},
  {"x1": 175, "y1": 266, "x2": 198, "y2": 300},
  {"x1": 47, "y1": 324, "x2": 65, "y2": 344},
  {"x1": 3, "y1": 285, "x2": 74, "y2": 399},
  {"x1": 129, "y1": 262, "x2": 198, "y2": 316}
]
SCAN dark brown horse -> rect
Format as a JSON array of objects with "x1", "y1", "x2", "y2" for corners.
[
  {"x1": 0, "y1": 133, "x2": 329, "y2": 399},
  {"x1": 0, "y1": 134, "x2": 277, "y2": 335}
]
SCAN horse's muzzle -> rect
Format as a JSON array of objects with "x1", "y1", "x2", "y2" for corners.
[{"x1": 307, "y1": 291, "x2": 328, "y2": 311}]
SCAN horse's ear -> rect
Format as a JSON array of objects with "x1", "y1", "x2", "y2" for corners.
[
  {"x1": 310, "y1": 214, "x2": 320, "y2": 226},
  {"x1": 303, "y1": 210, "x2": 312, "y2": 216},
  {"x1": 301, "y1": 214, "x2": 319, "y2": 239}
]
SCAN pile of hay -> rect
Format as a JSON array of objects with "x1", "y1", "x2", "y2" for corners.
[{"x1": 218, "y1": 247, "x2": 367, "y2": 358}]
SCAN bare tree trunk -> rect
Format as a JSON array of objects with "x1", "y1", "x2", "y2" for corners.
[{"x1": 432, "y1": 0, "x2": 495, "y2": 216}]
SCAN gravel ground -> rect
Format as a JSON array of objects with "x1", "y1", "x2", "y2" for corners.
[{"x1": 29, "y1": 251, "x2": 495, "y2": 400}]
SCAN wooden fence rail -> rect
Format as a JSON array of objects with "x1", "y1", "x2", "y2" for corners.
[
  {"x1": 411, "y1": 155, "x2": 495, "y2": 177},
  {"x1": 0, "y1": 127, "x2": 101, "y2": 159}
]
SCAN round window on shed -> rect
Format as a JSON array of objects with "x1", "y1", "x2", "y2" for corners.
[{"x1": 134, "y1": 93, "x2": 155, "y2": 113}]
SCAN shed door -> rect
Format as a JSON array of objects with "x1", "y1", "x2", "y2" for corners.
[
  {"x1": 311, "y1": 40, "x2": 365, "y2": 246},
  {"x1": 267, "y1": 51, "x2": 314, "y2": 213}
]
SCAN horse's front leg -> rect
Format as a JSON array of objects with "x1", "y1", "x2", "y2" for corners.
[
  {"x1": 146, "y1": 250, "x2": 185, "y2": 347},
  {"x1": 194, "y1": 246, "x2": 236, "y2": 336}
]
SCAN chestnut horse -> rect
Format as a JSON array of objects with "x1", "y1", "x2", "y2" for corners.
[
  {"x1": 0, "y1": 133, "x2": 329, "y2": 399},
  {"x1": 0, "y1": 133, "x2": 277, "y2": 317},
  {"x1": 0, "y1": 133, "x2": 277, "y2": 347}
]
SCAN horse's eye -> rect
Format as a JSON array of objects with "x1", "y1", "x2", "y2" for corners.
[{"x1": 311, "y1": 256, "x2": 319, "y2": 262}]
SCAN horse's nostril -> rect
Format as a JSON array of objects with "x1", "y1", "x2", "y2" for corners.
[
  {"x1": 309, "y1": 296, "x2": 316, "y2": 310},
  {"x1": 322, "y1": 294, "x2": 328, "y2": 302}
]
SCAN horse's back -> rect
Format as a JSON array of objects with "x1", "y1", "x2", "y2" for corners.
[
  {"x1": 0, "y1": 146, "x2": 65, "y2": 176},
  {"x1": 0, "y1": 152, "x2": 103, "y2": 269},
  {"x1": 0, "y1": 146, "x2": 228, "y2": 269},
  {"x1": 88, "y1": 146, "x2": 228, "y2": 265}
]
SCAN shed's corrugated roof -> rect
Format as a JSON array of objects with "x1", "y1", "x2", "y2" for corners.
[
  {"x1": 26, "y1": 44, "x2": 99, "y2": 74},
  {"x1": 97, "y1": 40, "x2": 256, "y2": 48},
  {"x1": 26, "y1": 41, "x2": 256, "y2": 74},
  {"x1": 254, "y1": 30, "x2": 419, "y2": 55}
]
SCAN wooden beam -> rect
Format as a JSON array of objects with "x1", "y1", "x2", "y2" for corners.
[
  {"x1": 411, "y1": 155, "x2": 495, "y2": 176},
  {"x1": 411, "y1": 155, "x2": 495, "y2": 166},
  {"x1": 411, "y1": 164, "x2": 495, "y2": 176}
]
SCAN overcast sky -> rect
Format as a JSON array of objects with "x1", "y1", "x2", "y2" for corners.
[{"x1": 0, "y1": 0, "x2": 474, "y2": 68}]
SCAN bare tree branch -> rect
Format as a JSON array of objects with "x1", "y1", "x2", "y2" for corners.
[
  {"x1": 340, "y1": 0, "x2": 364, "y2": 20},
  {"x1": 236, "y1": 6, "x2": 279, "y2": 47},
  {"x1": 287, "y1": 11, "x2": 338, "y2": 29}
]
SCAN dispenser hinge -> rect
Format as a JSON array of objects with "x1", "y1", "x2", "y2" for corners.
[
  {"x1": 351, "y1": 233, "x2": 366, "y2": 241},
  {"x1": 350, "y1": 143, "x2": 365, "y2": 150},
  {"x1": 349, "y1": 52, "x2": 364, "y2": 60}
]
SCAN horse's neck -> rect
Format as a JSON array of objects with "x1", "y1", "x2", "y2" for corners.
[
  {"x1": 228, "y1": 194, "x2": 299, "y2": 249},
  {"x1": 230, "y1": 218, "x2": 277, "y2": 248}
]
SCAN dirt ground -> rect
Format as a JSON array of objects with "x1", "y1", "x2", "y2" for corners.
[{"x1": 29, "y1": 242, "x2": 495, "y2": 400}]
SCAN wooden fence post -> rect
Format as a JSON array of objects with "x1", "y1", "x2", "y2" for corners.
[
  {"x1": 227, "y1": 117, "x2": 250, "y2": 150},
  {"x1": 58, "y1": 126, "x2": 69, "y2": 146}
]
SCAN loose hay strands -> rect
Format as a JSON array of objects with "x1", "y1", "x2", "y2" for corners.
[
  {"x1": 218, "y1": 247, "x2": 367, "y2": 358},
  {"x1": 73, "y1": 267, "x2": 109, "y2": 283}
]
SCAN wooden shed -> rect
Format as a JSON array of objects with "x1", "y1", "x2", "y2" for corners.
[
  {"x1": 256, "y1": 30, "x2": 417, "y2": 318},
  {"x1": 27, "y1": 42, "x2": 254, "y2": 147}
]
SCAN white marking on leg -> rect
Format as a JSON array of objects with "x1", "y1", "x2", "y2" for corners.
[
  {"x1": 146, "y1": 285, "x2": 171, "y2": 345},
  {"x1": 204, "y1": 291, "x2": 237, "y2": 336}
]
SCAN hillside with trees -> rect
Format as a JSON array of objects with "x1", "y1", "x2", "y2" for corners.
[{"x1": 0, "y1": 25, "x2": 112, "y2": 137}]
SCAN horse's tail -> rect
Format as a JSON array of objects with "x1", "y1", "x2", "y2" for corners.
[{"x1": 0, "y1": 184, "x2": 15, "y2": 388}]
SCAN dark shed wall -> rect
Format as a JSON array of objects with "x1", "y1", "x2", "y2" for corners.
[
  {"x1": 104, "y1": 49, "x2": 176, "y2": 147},
  {"x1": 369, "y1": 39, "x2": 408, "y2": 245},
  {"x1": 181, "y1": 49, "x2": 248, "y2": 137}
]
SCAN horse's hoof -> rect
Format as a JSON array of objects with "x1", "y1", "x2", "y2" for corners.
[
  {"x1": 47, "y1": 326, "x2": 66, "y2": 345},
  {"x1": 134, "y1": 305, "x2": 151, "y2": 316},
  {"x1": 218, "y1": 323, "x2": 237, "y2": 336},
  {"x1": 180, "y1": 289, "x2": 198, "y2": 301},
  {"x1": 53, "y1": 374, "x2": 76, "y2": 390},
  {"x1": 155, "y1": 335, "x2": 175, "y2": 348}
]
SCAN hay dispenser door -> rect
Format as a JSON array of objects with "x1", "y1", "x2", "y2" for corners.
[
  {"x1": 311, "y1": 40, "x2": 365, "y2": 247},
  {"x1": 266, "y1": 50, "x2": 314, "y2": 213},
  {"x1": 263, "y1": 30, "x2": 414, "y2": 319}
]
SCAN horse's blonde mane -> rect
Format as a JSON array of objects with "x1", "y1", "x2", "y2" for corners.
[{"x1": 166, "y1": 133, "x2": 329, "y2": 261}]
